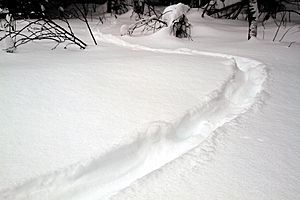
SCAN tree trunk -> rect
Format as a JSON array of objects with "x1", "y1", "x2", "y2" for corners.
[
  {"x1": 107, "y1": 0, "x2": 112, "y2": 13},
  {"x1": 5, "y1": 14, "x2": 16, "y2": 53},
  {"x1": 248, "y1": 0, "x2": 258, "y2": 40}
]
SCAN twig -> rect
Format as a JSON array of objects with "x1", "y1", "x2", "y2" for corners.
[
  {"x1": 273, "y1": 12, "x2": 286, "y2": 42},
  {"x1": 288, "y1": 41, "x2": 295, "y2": 47},
  {"x1": 73, "y1": 3, "x2": 97, "y2": 45}
]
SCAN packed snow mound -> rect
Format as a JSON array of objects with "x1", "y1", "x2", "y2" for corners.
[
  {"x1": 0, "y1": 33, "x2": 267, "y2": 200},
  {"x1": 162, "y1": 3, "x2": 190, "y2": 26}
]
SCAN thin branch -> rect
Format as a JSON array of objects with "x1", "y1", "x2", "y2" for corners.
[
  {"x1": 273, "y1": 12, "x2": 287, "y2": 42},
  {"x1": 73, "y1": 3, "x2": 97, "y2": 45}
]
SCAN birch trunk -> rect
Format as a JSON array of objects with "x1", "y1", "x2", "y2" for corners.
[
  {"x1": 5, "y1": 14, "x2": 16, "y2": 53},
  {"x1": 248, "y1": 0, "x2": 258, "y2": 40}
]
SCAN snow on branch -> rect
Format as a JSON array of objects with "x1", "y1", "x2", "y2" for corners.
[
  {"x1": 122, "y1": 3, "x2": 192, "y2": 39},
  {"x1": 163, "y1": 3, "x2": 192, "y2": 39},
  {"x1": 124, "y1": 14, "x2": 167, "y2": 36}
]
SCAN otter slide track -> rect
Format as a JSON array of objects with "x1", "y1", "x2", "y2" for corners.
[{"x1": 1, "y1": 33, "x2": 267, "y2": 200}]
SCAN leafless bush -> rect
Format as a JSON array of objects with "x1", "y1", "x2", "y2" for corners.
[
  {"x1": 0, "y1": 16, "x2": 87, "y2": 52},
  {"x1": 126, "y1": 14, "x2": 167, "y2": 36}
]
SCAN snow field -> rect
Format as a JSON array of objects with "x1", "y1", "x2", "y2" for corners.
[
  {"x1": 0, "y1": 29, "x2": 266, "y2": 199},
  {"x1": 109, "y1": 10, "x2": 300, "y2": 200},
  {"x1": 3, "y1": 5, "x2": 299, "y2": 200},
  {"x1": 0, "y1": 46, "x2": 227, "y2": 186}
]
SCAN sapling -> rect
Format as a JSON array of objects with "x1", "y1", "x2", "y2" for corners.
[{"x1": 4, "y1": 14, "x2": 16, "y2": 53}]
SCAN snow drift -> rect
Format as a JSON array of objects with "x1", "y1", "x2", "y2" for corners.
[{"x1": 0, "y1": 33, "x2": 266, "y2": 200}]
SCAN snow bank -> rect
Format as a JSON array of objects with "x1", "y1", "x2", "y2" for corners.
[{"x1": 0, "y1": 32, "x2": 266, "y2": 200}]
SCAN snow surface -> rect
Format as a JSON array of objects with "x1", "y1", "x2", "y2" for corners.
[{"x1": 1, "y1": 8, "x2": 300, "y2": 200}]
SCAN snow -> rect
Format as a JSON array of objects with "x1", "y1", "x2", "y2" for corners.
[
  {"x1": 0, "y1": 43, "x2": 230, "y2": 189},
  {"x1": 120, "y1": 24, "x2": 129, "y2": 36},
  {"x1": 110, "y1": 12, "x2": 300, "y2": 200},
  {"x1": 1, "y1": 7, "x2": 300, "y2": 200},
  {"x1": 162, "y1": 3, "x2": 190, "y2": 26}
]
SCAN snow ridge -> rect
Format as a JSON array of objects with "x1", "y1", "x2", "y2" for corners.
[{"x1": 0, "y1": 33, "x2": 267, "y2": 200}]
